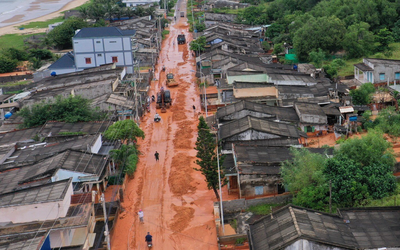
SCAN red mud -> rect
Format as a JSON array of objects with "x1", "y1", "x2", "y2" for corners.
[{"x1": 110, "y1": 2, "x2": 218, "y2": 249}]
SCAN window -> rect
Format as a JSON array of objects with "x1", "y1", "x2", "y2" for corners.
[
  {"x1": 255, "y1": 186, "x2": 263, "y2": 196},
  {"x1": 109, "y1": 41, "x2": 117, "y2": 43},
  {"x1": 395, "y1": 72, "x2": 400, "y2": 80},
  {"x1": 112, "y1": 56, "x2": 118, "y2": 63},
  {"x1": 97, "y1": 54, "x2": 102, "y2": 57},
  {"x1": 96, "y1": 41, "x2": 101, "y2": 44},
  {"x1": 85, "y1": 58, "x2": 91, "y2": 64},
  {"x1": 380, "y1": 73, "x2": 385, "y2": 81}
]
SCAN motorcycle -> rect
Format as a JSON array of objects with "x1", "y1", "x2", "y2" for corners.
[
  {"x1": 147, "y1": 241, "x2": 153, "y2": 248},
  {"x1": 154, "y1": 113, "x2": 161, "y2": 122},
  {"x1": 162, "y1": 65, "x2": 166, "y2": 72},
  {"x1": 152, "y1": 95, "x2": 155, "y2": 102},
  {"x1": 147, "y1": 105, "x2": 150, "y2": 113}
]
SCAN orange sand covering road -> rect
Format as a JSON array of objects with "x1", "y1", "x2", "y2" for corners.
[{"x1": 110, "y1": 3, "x2": 219, "y2": 250}]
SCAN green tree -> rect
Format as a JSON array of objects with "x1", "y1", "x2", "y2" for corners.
[
  {"x1": 18, "y1": 95, "x2": 104, "y2": 128},
  {"x1": 190, "y1": 36, "x2": 207, "y2": 54},
  {"x1": 367, "y1": 107, "x2": 400, "y2": 136},
  {"x1": 0, "y1": 56, "x2": 18, "y2": 73},
  {"x1": 281, "y1": 148, "x2": 328, "y2": 210},
  {"x1": 103, "y1": 119, "x2": 145, "y2": 145},
  {"x1": 28, "y1": 57, "x2": 43, "y2": 70},
  {"x1": 343, "y1": 22, "x2": 375, "y2": 58},
  {"x1": 375, "y1": 28, "x2": 393, "y2": 52},
  {"x1": 2, "y1": 48, "x2": 28, "y2": 61},
  {"x1": 194, "y1": 117, "x2": 225, "y2": 200},
  {"x1": 326, "y1": 131, "x2": 396, "y2": 207},
  {"x1": 29, "y1": 49, "x2": 53, "y2": 60},
  {"x1": 393, "y1": 20, "x2": 400, "y2": 41},
  {"x1": 293, "y1": 16, "x2": 346, "y2": 61},
  {"x1": 308, "y1": 48, "x2": 325, "y2": 68},
  {"x1": 349, "y1": 82, "x2": 375, "y2": 105},
  {"x1": 261, "y1": 41, "x2": 271, "y2": 52},
  {"x1": 47, "y1": 17, "x2": 88, "y2": 49},
  {"x1": 109, "y1": 144, "x2": 139, "y2": 176},
  {"x1": 273, "y1": 43, "x2": 284, "y2": 55}
]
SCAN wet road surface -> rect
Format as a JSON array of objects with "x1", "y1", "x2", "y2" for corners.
[{"x1": 110, "y1": 1, "x2": 219, "y2": 249}]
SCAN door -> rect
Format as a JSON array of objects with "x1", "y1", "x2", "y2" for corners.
[{"x1": 229, "y1": 176, "x2": 238, "y2": 189}]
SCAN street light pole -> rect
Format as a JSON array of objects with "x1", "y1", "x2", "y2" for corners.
[{"x1": 217, "y1": 142, "x2": 225, "y2": 234}]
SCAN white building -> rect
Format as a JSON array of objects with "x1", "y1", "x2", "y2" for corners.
[
  {"x1": 122, "y1": 0, "x2": 159, "y2": 7},
  {"x1": 73, "y1": 27, "x2": 138, "y2": 74}
]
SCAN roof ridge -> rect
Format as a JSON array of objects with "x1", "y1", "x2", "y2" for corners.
[{"x1": 289, "y1": 206, "x2": 302, "y2": 237}]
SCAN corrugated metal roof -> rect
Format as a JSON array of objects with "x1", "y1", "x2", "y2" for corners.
[
  {"x1": 339, "y1": 106, "x2": 354, "y2": 113},
  {"x1": 219, "y1": 116, "x2": 300, "y2": 140},
  {"x1": 74, "y1": 27, "x2": 135, "y2": 38}
]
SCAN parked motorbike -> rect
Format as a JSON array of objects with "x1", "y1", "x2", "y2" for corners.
[
  {"x1": 152, "y1": 95, "x2": 155, "y2": 102},
  {"x1": 162, "y1": 65, "x2": 166, "y2": 72},
  {"x1": 147, "y1": 106, "x2": 150, "y2": 113}
]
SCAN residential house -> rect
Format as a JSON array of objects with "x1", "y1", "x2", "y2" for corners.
[
  {"x1": 73, "y1": 27, "x2": 137, "y2": 74},
  {"x1": 354, "y1": 58, "x2": 400, "y2": 84},
  {"x1": 0, "y1": 202, "x2": 97, "y2": 249},
  {"x1": 248, "y1": 205, "x2": 400, "y2": 250},
  {"x1": 203, "y1": 0, "x2": 249, "y2": 12},
  {"x1": 229, "y1": 145, "x2": 332, "y2": 198},
  {"x1": 203, "y1": 13, "x2": 237, "y2": 27},
  {"x1": 218, "y1": 116, "x2": 303, "y2": 151},
  {"x1": 122, "y1": 0, "x2": 158, "y2": 7},
  {"x1": 216, "y1": 100, "x2": 299, "y2": 124},
  {"x1": 0, "y1": 178, "x2": 73, "y2": 223},
  {"x1": 294, "y1": 102, "x2": 328, "y2": 133}
]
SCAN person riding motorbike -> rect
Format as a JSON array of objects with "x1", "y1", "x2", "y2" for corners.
[
  {"x1": 145, "y1": 232, "x2": 153, "y2": 247},
  {"x1": 152, "y1": 95, "x2": 155, "y2": 102},
  {"x1": 162, "y1": 65, "x2": 166, "y2": 71},
  {"x1": 154, "y1": 113, "x2": 161, "y2": 122}
]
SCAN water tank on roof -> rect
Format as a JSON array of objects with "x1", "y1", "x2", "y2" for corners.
[
  {"x1": 51, "y1": 71, "x2": 57, "y2": 76},
  {"x1": 5, "y1": 112, "x2": 12, "y2": 119}
]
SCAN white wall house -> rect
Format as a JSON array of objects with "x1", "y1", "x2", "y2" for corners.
[
  {"x1": 0, "y1": 178, "x2": 73, "y2": 224},
  {"x1": 122, "y1": 0, "x2": 159, "y2": 7},
  {"x1": 73, "y1": 27, "x2": 137, "y2": 74}
]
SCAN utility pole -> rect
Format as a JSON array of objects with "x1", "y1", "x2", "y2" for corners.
[
  {"x1": 217, "y1": 142, "x2": 224, "y2": 234},
  {"x1": 101, "y1": 193, "x2": 111, "y2": 250},
  {"x1": 329, "y1": 180, "x2": 332, "y2": 213}
]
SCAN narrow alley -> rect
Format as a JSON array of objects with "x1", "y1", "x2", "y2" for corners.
[{"x1": 110, "y1": 1, "x2": 219, "y2": 249}]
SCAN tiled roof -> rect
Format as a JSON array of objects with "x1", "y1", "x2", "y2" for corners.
[{"x1": 219, "y1": 116, "x2": 300, "y2": 140}]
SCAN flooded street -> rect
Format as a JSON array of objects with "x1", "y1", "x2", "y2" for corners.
[{"x1": 110, "y1": 1, "x2": 219, "y2": 249}]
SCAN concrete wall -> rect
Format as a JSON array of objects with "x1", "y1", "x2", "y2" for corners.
[
  {"x1": 227, "y1": 130, "x2": 281, "y2": 141},
  {"x1": 0, "y1": 182, "x2": 73, "y2": 223},
  {"x1": 240, "y1": 174, "x2": 280, "y2": 197},
  {"x1": 218, "y1": 193, "x2": 292, "y2": 220},
  {"x1": 370, "y1": 63, "x2": 400, "y2": 83},
  {"x1": 91, "y1": 134, "x2": 102, "y2": 153},
  {"x1": 73, "y1": 36, "x2": 133, "y2": 73}
]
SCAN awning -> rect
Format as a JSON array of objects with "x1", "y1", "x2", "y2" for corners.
[
  {"x1": 339, "y1": 106, "x2": 354, "y2": 114},
  {"x1": 0, "y1": 102, "x2": 19, "y2": 109}
]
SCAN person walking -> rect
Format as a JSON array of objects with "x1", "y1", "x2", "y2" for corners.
[
  {"x1": 155, "y1": 151, "x2": 159, "y2": 161},
  {"x1": 138, "y1": 209, "x2": 144, "y2": 224},
  {"x1": 192, "y1": 105, "x2": 196, "y2": 112}
]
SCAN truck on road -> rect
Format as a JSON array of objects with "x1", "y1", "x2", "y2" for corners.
[
  {"x1": 177, "y1": 34, "x2": 186, "y2": 44},
  {"x1": 180, "y1": 11, "x2": 184, "y2": 17}
]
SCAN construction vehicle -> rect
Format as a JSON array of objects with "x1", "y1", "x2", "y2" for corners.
[
  {"x1": 156, "y1": 88, "x2": 172, "y2": 112},
  {"x1": 177, "y1": 34, "x2": 186, "y2": 45},
  {"x1": 166, "y1": 73, "x2": 178, "y2": 87}
]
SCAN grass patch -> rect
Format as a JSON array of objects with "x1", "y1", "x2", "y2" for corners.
[
  {"x1": 364, "y1": 183, "x2": 400, "y2": 207},
  {"x1": 140, "y1": 66, "x2": 152, "y2": 70},
  {"x1": 0, "y1": 80, "x2": 32, "y2": 88},
  {"x1": 229, "y1": 219, "x2": 237, "y2": 231},
  {"x1": 17, "y1": 16, "x2": 64, "y2": 29},
  {"x1": 162, "y1": 30, "x2": 170, "y2": 40},
  {"x1": 337, "y1": 43, "x2": 400, "y2": 77},
  {"x1": 211, "y1": 7, "x2": 242, "y2": 15},
  {"x1": 0, "y1": 33, "x2": 44, "y2": 50},
  {"x1": 4, "y1": 90, "x2": 24, "y2": 95},
  {"x1": 247, "y1": 203, "x2": 285, "y2": 215},
  {"x1": 58, "y1": 131, "x2": 87, "y2": 136}
]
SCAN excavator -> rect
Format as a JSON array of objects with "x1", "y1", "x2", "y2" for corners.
[{"x1": 156, "y1": 88, "x2": 172, "y2": 113}]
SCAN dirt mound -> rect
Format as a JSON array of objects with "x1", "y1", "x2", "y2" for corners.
[
  {"x1": 169, "y1": 204, "x2": 195, "y2": 232},
  {"x1": 169, "y1": 153, "x2": 196, "y2": 196},
  {"x1": 172, "y1": 111, "x2": 187, "y2": 121},
  {"x1": 173, "y1": 121, "x2": 194, "y2": 149}
]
